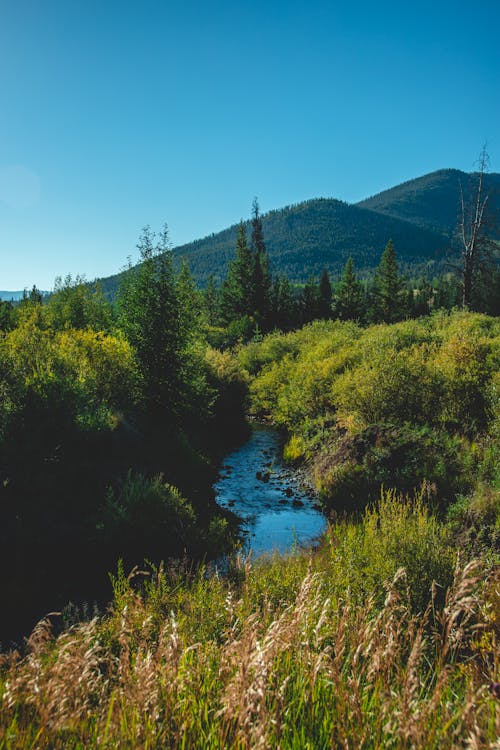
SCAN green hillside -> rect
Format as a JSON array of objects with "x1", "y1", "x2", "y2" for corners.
[
  {"x1": 94, "y1": 168, "x2": 499, "y2": 297},
  {"x1": 358, "y1": 168, "x2": 500, "y2": 236},
  {"x1": 97, "y1": 198, "x2": 447, "y2": 298}
]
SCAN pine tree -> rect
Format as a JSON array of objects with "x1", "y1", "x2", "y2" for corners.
[
  {"x1": 117, "y1": 225, "x2": 183, "y2": 420},
  {"x1": 318, "y1": 268, "x2": 333, "y2": 318},
  {"x1": 335, "y1": 257, "x2": 365, "y2": 321},
  {"x1": 250, "y1": 198, "x2": 271, "y2": 329},
  {"x1": 300, "y1": 277, "x2": 321, "y2": 324},
  {"x1": 369, "y1": 240, "x2": 405, "y2": 323},
  {"x1": 219, "y1": 222, "x2": 254, "y2": 325},
  {"x1": 203, "y1": 274, "x2": 220, "y2": 326}
]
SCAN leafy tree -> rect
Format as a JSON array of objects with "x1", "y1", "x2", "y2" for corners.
[
  {"x1": 369, "y1": 240, "x2": 405, "y2": 323},
  {"x1": 334, "y1": 257, "x2": 365, "y2": 321},
  {"x1": 46, "y1": 275, "x2": 112, "y2": 331}
]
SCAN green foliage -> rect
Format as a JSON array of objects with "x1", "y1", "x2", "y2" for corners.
[
  {"x1": 97, "y1": 472, "x2": 197, "y2": 561},
  {"x1": 328, "y1": 489, "x2": 455, "y2": 612},
  {"x1": 117, "y1": 225, "x2": 187, "y2": 420},
  {"x1": 314, "y1": 425, "x2": 468, "y2": 511},
  {"x1": 2, "y1": 490, "x2": 495, "y2": 748},
  {"x1": 219, "y1": 221, "x2": 255, "y2": 325},
  {"x1": 45, "y1": 275, "x2": 113, "y2": 331},
  {"x1": 334, "y1": 256, "x2": 365, "y2": 321},
  {"x1": 369, "y1": 240, "x2": 406, "y2": 323},
  {"x1": 241, "y1": 311, "x2": 500, "y2": 511}
]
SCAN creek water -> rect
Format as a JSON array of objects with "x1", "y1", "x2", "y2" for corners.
[{"x1": 214, "y1": 425, "x2": 327, "y2": 556}]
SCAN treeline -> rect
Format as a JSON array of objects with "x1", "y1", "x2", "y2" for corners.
[
  {"x1": 198, "y1": 202, "x2": 499, "y2": 346},
  {"x1": 0, "y1": 227, "x2": 248, "y2": 644}
]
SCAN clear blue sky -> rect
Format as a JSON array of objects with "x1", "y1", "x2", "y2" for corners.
[{"x1": 1, "y1": 0, "x2": 499, "y2": 289}]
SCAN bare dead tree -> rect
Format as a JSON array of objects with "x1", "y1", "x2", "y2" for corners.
[{"x1": 458, "y1": 145, "x2": 495, "y2": 308}]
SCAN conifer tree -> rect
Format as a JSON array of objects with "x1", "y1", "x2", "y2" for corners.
[
  {"x1": 369, "y1": 240, "x2": 405, "y2": 323},
  {"x1": 318, "y1": 268, "x2": 333, "y2": 318},
  {"x1": 203, "y1": 274, "x2": 220, "y2": 326},
  {"x1": 118, "y1": 225, "x2": 183, "y2": 420},
  {"x1": 250, "y1": 198, "x2": 271, "y2": 329},
  {"x1": 176, "y1": 261, "x2": 202, "y2": 339},
  {"x1": 335, "y1": 257, "x2": 365, "y2": 321},
  {"x1": 300, "y1": 276, "x2": 321, "y2": 324},
  {"x1": 219, "y1": 222, "x2": 254, "y2": 324}
]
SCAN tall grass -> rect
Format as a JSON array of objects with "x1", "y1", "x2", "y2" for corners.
[{"x1": 1, "y1": 492, "x2": 498, "y2": 749}]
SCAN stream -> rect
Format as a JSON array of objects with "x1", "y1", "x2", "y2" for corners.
[{"x1": 214, "y1": 425, "x2": 327, "y2": 556}]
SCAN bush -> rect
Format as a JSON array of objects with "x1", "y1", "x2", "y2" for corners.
[
  {"x1": 328, "y1": 489, "x2": 456, "y2": 612},
  {"x1": 97, "y1": 472, "x2": 197, "y2": 563},
  {"x1": 314, "y1": 424, "x2": 469, "y2": 511}
]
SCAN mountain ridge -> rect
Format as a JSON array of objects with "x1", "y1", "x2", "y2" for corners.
[{"x1": 5, "y1": 168, "x2": 499, "y2": 296}]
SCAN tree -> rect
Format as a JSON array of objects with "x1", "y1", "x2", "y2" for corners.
[
  {"x1": 117, "y1": 225, "x2": 183, "y2": 420},
  {"x1": 369, "y1": 240, "x2": 405, "y2": 323},
  {"x1": 46, "y1": 275, "x2": 112, "y2": 331},
  {"x1": 318, "y1": 268, "x2": 333, "y2": 318},
  {"x1": 334, "y1": 257, "x2": 365, "y2": 321},
  {"x1": 300, "y1": 277, "x2": 321, "y2": 324},
  {"x1": 219, "y1": 222, "x2": 254, "y2": 325},
  {"x1": 458, "y1": 146, "x2": 496, "y2": 309},
  {"x1": 203, "y1": 274, "x2": 220, "y2": 326},
  {"x1": 0, "y1": 299, "x2": 14, "y2": 331},
  {"x1": 250, "y1": 198, "x2": 272, "y2": 329},
  {"x1": 271, "y1": 275, "x2": 297, "y2": 330}
]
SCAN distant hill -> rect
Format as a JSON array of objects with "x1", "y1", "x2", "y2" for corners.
[
  {"x1": 98, "y1": 198, "x2": 449, "y2": 297},
  {"x1": 0, "y1": 291, "x2": 26, "y2": 302},
  {"x1": 358, "y1": 168, "x2": 500, "y2": 237},
  {"x1": 89, "y1": 168, "x2": 500, "y2": 297}
]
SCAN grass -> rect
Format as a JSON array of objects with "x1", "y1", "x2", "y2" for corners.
[{"x1": 1, "y1": 492, "x2": 498, "y2": 749}]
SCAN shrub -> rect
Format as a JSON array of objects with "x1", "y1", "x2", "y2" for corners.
[{"x1": 97, "y1": 472, "x2": 197, "y2": 563}]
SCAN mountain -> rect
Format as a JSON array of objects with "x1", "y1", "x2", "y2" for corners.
[
  {"x1": 0, "y1": 291, "x2": 27, "y2": 302},
  {"x1": 90, "y1": 168, "x2": 500, "y2": 297},
  {"x1": 357, "y1": 168, "x2": 500, "y2": 237},
  {"x1": 173, "y1": 199, "x2": 448, "y2": 283},
  {"x1": 97, "y1": 198, "x2": 449, "y2": 298}
]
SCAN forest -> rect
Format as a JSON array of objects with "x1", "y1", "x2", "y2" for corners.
[{"x1": 0, "y1": 202, "x2": 499, "y2": 748}]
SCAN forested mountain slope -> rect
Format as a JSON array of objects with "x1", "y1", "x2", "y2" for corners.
[
  {"x1": 94, "y1": 168, "x2": 500, "y2": 297},
  {"x1": 98, "y1": 199, "x2": 447, "y2": 297},
  {"x1": 358, "y1": 168, "x2": 500, "y2": 236}
]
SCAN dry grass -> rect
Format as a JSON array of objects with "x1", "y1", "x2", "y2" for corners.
[{"x1": 1, "y1": 502, "x2": 499, "y2": 749}]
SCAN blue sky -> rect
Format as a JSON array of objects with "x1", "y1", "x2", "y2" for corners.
[{"x1": 1, "y1": 0, "x2": 499, "y2": 289}]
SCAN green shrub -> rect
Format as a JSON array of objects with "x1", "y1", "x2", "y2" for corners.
[
  {"x1": 314, "y1": 424, "x2": 469, "y2": 511},
  {"x1": 328, "y1": 489, "x2": 456, "y2": 612},
  {"x1": 97, "y1": 472, "x2": 197, "y2": 563}
]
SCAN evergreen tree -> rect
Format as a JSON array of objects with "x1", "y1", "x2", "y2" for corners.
[
  {"x1": 250, "y1": 199, "x2": 271, "y2": 329},
  {"x1": 176, "y1": 261, "x2": 202, "y2": 339},
  {"x1": 318, "y1": 268, "x2": 333, "y2": 318},
  {"x1": 219, "y1": 222, "x2": 254, "y2": 325},
  {"x1": 335, "y1": 257, "x2": 365, "y2": 321},
  {"x1": 46, "y1": 275, "x2": 112, "y2": 331},
  {"x1": 369, "y1": 240, "x2": 405, "y2": 323},
  {"x1": 270, "y1": 275, "x2": 297, "y2": 330},
  {"x1": 0, "y1": 299, "x2": 14, "y2": 331},
  {"x1": 300, "y1": 277, "x2": 321, "y2": 324},
  {"x1": 117, "y1": 225, "x2": 184, "y2": 421},
  {"x1": 203, "y1": 274, "x2": 220, "y2": 326}
]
